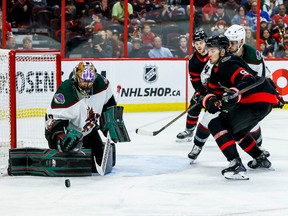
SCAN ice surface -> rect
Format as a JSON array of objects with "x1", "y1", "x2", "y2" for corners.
[{"x1": 1, "y1": 109, "x2": 288, "y2": 216}]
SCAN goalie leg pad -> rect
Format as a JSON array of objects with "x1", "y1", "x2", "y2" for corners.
[
  {"x1": 100, "y1": 106, "x2": 130, "y2": 142},
  {"x1": 8, "y1": 148, "x2": 92, "y2": 177}
]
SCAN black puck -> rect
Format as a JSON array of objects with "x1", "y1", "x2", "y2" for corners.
[{"x1": 65, "y1": 179, "x2": 71, "y2": 188}]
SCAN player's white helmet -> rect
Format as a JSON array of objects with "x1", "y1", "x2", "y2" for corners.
[{"x1": 224, "y1": 24, "x2": 246, "y2": 52}]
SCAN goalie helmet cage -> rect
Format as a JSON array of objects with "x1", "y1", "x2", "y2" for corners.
[{"x1": 0, "y1": 49, "x2": 61, "y2": 171}]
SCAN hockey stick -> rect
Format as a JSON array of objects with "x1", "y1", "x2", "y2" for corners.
[
  {"x1": 135, "y1": 102, "x2": 199, "y2": 136},
  {"x1": 95, "y1": 85, "x2": 121, "y2": 176},
  {"x1": 136, "y1": 64, "x2": 267, "y2": 137}
]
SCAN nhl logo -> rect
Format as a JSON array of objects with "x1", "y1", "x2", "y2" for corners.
[{"x1": 143, "y1": 65, "x2": 158, "y2": 83}]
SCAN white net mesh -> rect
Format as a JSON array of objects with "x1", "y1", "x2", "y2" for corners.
[{"x1": 0, "y1": 50, "x2": 60, "y2": 173}]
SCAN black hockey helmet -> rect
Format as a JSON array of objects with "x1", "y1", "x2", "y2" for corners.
[
  {"x1": 206, "y1": 35, "x2": 230, "y2": 52},
  {"x1": 193, "y1": 30, "x2": 207, "y2": 42}
]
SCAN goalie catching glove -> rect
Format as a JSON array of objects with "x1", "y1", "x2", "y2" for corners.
[{"x1": 57, "y1": 127, "x2": 83, "y2": 152}]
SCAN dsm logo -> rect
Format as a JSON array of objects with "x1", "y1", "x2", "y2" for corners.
[{"x1": 143, "y1": 65, "x2": 158, "y2": 83}]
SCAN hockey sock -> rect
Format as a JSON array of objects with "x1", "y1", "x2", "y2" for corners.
[
  {"x1": 208, "y1": 118, "x2": 239, "y2": 161},
  {"x1": 249, "y1": 125, "x2": 263, "y2": 146},
  {"x1": 236, "y1": 134, "x2": 263, "y2": 158},
  {"x1": 186, "y1": 104, "x2": 202, "y2": 130},
  {"x1": 193, "y1": 123, "x2": 210, "y2": 147}
]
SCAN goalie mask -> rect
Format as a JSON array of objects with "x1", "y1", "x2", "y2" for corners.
[
  {"x1": 224, "y1": 24, "x2": 246, "y2": 53},
  {"x1": 73, "y1": 62, "x2": 97, "y2": 93}
]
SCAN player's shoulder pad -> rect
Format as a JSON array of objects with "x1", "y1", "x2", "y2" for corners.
[
  {"x1": 93, "y1": 74, "x2": 110, "y2": 93},
  {"x1": 52, "y1": 79, "x2": 78, "y2": 107},
  {"x1": 243, "y1": 44, "x2": 263, "y2": 62}
]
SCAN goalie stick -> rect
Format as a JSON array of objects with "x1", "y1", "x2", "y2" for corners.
[
  {"x1": 136, "y1": 63, "x2": 267, "y2": 137},
  {"x1": 95, "y1": 85, "x2": 121, "y2": 176}
]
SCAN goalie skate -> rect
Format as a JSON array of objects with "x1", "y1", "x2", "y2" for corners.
[
  {"x1": 222, "y1": 157, "x2": 249, "y2": 180},
  {"x1": 176, "y1": 130, "x2": 193, "y2": 142}
]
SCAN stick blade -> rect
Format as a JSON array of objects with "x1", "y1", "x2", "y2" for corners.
[
  {"x1": 135, "y1": 128, "x2": 155, "y2": 136},
  {"x1": 94, "y1": 157, "x2": 105, "y2": 176}
]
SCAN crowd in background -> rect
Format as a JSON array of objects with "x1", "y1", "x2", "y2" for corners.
[{"x1": 1, "y1": 0, "x2": 288, "y2": 58}]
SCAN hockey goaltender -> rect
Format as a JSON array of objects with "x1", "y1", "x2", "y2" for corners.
[{"x1": 8, "y1": 62, "x2": 130, "y2": 177}]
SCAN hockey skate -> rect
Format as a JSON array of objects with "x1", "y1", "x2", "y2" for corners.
[
  {"x1": 188, "y1": 145, "x2": 202, "y2": 164},
  {"x1": 258, "y1": 146, "x2": 270, "y2": 157},
  {"x1": 247, "y1": 152, "x2": 272, "y2": 169},
  {"x1": 176, "y1": 130, "x2": 193, "y2": 142},
  {"x1": 222, "y1": 157, "x2": 249, "y2": 180}
]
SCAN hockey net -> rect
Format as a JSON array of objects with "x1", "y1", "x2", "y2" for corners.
[{"x1": 0, "y1": 49, "x2": 61, "y2": 173}]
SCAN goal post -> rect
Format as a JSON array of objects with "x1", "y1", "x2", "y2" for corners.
[{"x1": 0, "y1": 49, "x2": 61, "y2": 171}]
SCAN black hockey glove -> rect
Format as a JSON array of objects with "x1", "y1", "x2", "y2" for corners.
[
  {"x1": 221, "y1": 87, "x2": 241, "y2": 110},
  {"x1": 191, "y1": 91, "x2": 204, "y2": 105},
  {"x1": 57, "y1": 127, "x2": 83, "y2": 152},
  {"x1": 202, "y1": 94, "x2": 222, "y2": 114}
]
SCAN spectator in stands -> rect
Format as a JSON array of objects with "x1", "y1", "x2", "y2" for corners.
[
  {"x1": 271, "y1": 17, "x2": 287, "y2": 44},
  {"x1": 132, "y1": 0, "x2": 154, "y2": 23},
  {"x1": 147, "y1": 0, "x2": 172, "y2": 23},
  {"x1": 223, "y1": 0, "x2": 240, "y2": 20},
  {"x1": 148, "y1": 36, "x2": 173, "y2": 58},
  {"x1": 90, "y1": 13, "x2": 104, "y2": 33},
  {"x1": 129, "y1": 37, "x2": 149, "y2": 58},
  {"x1": 187, "y1": 5, "x2": 202, "y2": 32},
  {"x1": 231, "y1": 5, "x2": 254, "y2": 30},
  {"x1": 94, "y1": 0, "x2": 112, "y2": 21},
  {"x1": 210, "y1": 3, "x2": 231, "y2": 35},
  {"x1": 242, "y1": 0, "x2": 255, "y2": 12},
  {"x1": 128, "y1": 13, "x2": 141, "y2": 39},
  {"x1": 22, "y1": 36, "x2": 33, "y2": 49},
  {"x1": 274, "y1": 33, "x2": 288, "y2": 57},
  {"x1": 259, "y1": 39, "x2": 274, "y2": 58},
  {"x1": 210, "y1": 20, "x2": 228, "y2": 36},
  {"x1": 84, "y1": 33, "x2": 113, "y2": 57},
  {"x1": 8, "y1": 0, "x2": 33, "y2": 28},
  {"x1": 169, "y1": 1, "x2": 186, "y2": 21},
  {"x1": 6, "y1": 35, "x2": 17, "y2": 49},
  {"x1": 112, "y1": 0, "x2": 133, "y2": 24},
  {"x1": 141, "y1": 23, "x2": 155, "y2": 47},
  {"x1": 271, "y1": 4, "x2": 288, "y2": 26},
  {"x1": 262, "y1": 0, "x2": 280, "y2": 17},
  {"x1": 66, "y1": 0, "x2": 77, "y2": 18},
  {"x1": 202, "y1": 0, "x2": 217, "y2": 26},
  {"x1": 261, "y1": 28, "x2": 276, "y2": 54},
  {"x1": 0, "y1": 7, "x2": 13, "y2": 39},
  {"x1": 111, "y1": 29, "x2": 124, "y2": 58},
  {"x1": 247, "y1": 0, "x2": 273, "y2": 32},
  {"x1": 174, "y1": 35, "x2": 189, "y2": 58},
  {"x1": 274, "y1": 44, "x2": 286, "y2": 57}
]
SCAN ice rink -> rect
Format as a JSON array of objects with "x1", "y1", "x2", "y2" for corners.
[{"x1": 1, "y1": 109, "x2": 288, "y2": 216}]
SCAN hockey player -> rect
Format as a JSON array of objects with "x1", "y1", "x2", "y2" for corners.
[
  {"x1": 45, "y1": 61, "x2": 127, "y2": 174},
  {"x1": 202, "y1": 35, "x2": 278, "y2": 179},
  {"x1": 187, "y1": 24, "x2": 285, "y2": 161},
  {"x1": 176, "y1": 30, "x2": 209, "y2": 142}
]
